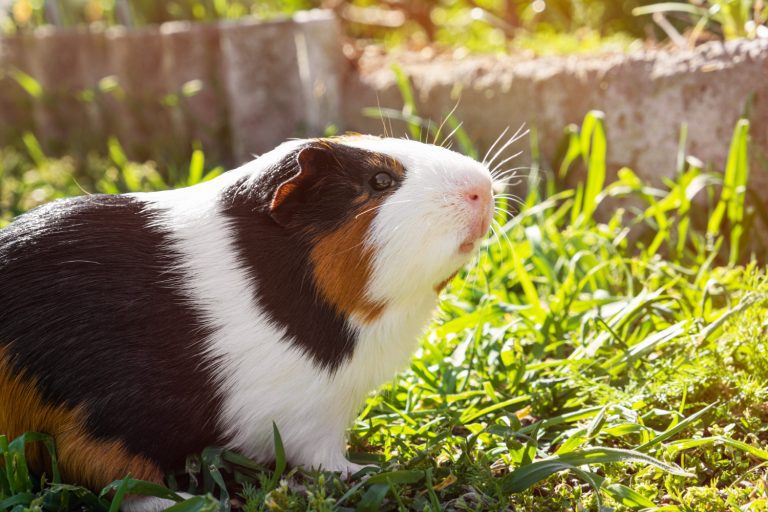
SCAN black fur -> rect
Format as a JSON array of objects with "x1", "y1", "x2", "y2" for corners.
[
  {"x1": 222, "y1": 141, "x2": 405, "y2": 371},
  {"x1": 0, "y1": 195, "x2": 225, "y2": 471},
  {"x1": 0, "y1": 139, "x2": 406, "y2": 471}
]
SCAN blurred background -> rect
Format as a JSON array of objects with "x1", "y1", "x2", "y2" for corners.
[
  {"x1": 2, "y1": 0, "x2": 766, "y2": 49},
  {"x1": 5, "y1": 5, "x2": 768, "y2": 511},
  {"x1": 0, "y1": 0, "x2": 766, "y2": 231}
]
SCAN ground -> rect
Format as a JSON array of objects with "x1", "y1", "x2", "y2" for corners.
[{"x1": 1, "y1": 112, "x2": 768, "y2": 511}]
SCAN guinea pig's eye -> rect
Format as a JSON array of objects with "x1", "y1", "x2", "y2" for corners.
[{"x1": 370, "y1": 172, "x2": 394, "y2": 191}]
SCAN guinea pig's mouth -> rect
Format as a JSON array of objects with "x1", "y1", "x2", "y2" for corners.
[
  {"x1": 458, "y1": 212, "x2": 493, "y2": 254},
  {"x1": 459, "y1": 239, "x2": 479, "y2": 254}
]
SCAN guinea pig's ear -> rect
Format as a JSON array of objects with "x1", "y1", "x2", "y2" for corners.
[{"x1": 269, "y1": 145, "x2": 332, "y2": 227}]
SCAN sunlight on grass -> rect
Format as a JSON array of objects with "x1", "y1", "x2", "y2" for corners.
[{"x1": 1, "y1": 107, "x2": 767, "y2": 509}]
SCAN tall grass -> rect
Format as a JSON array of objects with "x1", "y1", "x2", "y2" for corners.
[{"x1": 1, "y1": 97, "x2": 768, "y2": 508}]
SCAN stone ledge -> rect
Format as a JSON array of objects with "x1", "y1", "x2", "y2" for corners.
[{"x1": 343, "y1": 39, "x2": 768, "y2": 188}]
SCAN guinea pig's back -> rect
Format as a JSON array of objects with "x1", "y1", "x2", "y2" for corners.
[{"x1": 0, "y1": 194, "x2": 225, "y2": 488}]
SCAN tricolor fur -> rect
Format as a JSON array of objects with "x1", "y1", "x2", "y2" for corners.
[{"x1": 0, "y1": 136, "x2": 494, "y2": 498}]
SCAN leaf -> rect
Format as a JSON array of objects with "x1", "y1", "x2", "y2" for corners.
[
  {"x1": 22, "y1": 133, "x2": 46, "y2": 168},
  {"x1": 100, "y1": 479, "x2": 183, "y2": 503},
  {"x1": 558, "y1": 124, "x2": 581, "y2": 179},
  {"x1": 460, "y1": 395, "x2": 530, "y2": 423},
  {"x1": 667, "y1": 436, "x2": 768, "y2": 461},
  {"x1": 107, "y1": 477, "x2": 130, "y2": 512},
  {"x1": 501, "y1": 447, "x2": 692, "y2": 493},
  {"x1": 602, "y1": 483, "x2": 656, "y2": 509},
  {"x1": 10, "y1": 69, "x2": 43, "y2": 98},
  {"x1": 365, "y1": 470, "x2": 425, "y2": 485},
  {"x1": 390, "y1": 64, "x2": 420, "y2": 140},
  {"x1": 108, "y1": 137, "x2": 128, "y2": 170},
  {"x1": 580, "y1": 111, "x2": 607, "y2": 224},
  {"x1": 269, "y1": 422, "x2": 287, "y2": 490},
  {"x1": 5, "y1": 435, "x2": 33, "y2": 493},
  {"x1": 356, "y1": 483, "x2": 389, "y2": 511},
  {"x1": 0, "y1": 493, "x2": 36, "y2": 509},
  {"x1": 162, "y1": 495, "x2": 220, "y2": 512},
  {"x1": 200, "y1": 447, "x2": 231, "y2": 512},
  {"x1": 632, "y1": 2, "x2": 711, "y2": 17},
  {"x1": 187, "y1": 148, "x2": 205, "y2": 186}
]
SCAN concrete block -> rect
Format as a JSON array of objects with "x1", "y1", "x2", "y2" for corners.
[
  {"x1": 106, "y1": 25, "x2": 173, "y2": 161},
  {"x1": 25, "y1": 27, "x2": 96, "y2": 153},
  {"x1": 161, "y1": 21, "x2": 231, "y2": 166},
  {"x1": 0, "y1": 35, "x2": 34, "y2": 143},
  {"x1": 293, "y1": 9, "x2": 345, "y2": 136},
  {"x1": 343, "y1": 40, "x2": 768, "y2": 187},
  {"x1": 220, "y1": 16, "x2": 304, "y2": 163}
]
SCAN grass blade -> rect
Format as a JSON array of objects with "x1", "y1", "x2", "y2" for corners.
[{"x1": 502, "y1": 447, "x2": 691, "y2": 493}]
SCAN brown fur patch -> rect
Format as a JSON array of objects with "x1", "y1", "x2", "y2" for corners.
[
  {"x1": 434, "y1": 271, "x2": 459, "y2": 294},
  {"x1": 307, "y1": 142, "x2": 408, "y2": 324},
  {"x1": 0, "y1": 347, "x2": 163, "y2": 490},
  {"x1": 363, "y1": 152, "x2": 406, "y2": 179},
  {"x1": 310, "y1": 200, "x2": 386, "y2": 323},
  {"x1": 322, "y1": 136, "x2": 406, "y2": 179}
]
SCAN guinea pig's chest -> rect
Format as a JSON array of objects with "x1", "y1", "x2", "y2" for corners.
[{"x1": 139, "y1": 180, "x2": 439, "y2": 459}]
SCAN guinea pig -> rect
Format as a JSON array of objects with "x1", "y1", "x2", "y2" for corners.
[{"x1": 0, "y1": 135, "x2": 494, "y2": 509}]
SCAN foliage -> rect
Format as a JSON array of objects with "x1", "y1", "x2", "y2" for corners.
[
  {"x1": 3, "y1": 0, "x2": 767, "y2": 54},
  {"x1": 634, "y1": 0, "x2": 768, "y2": 41},
  {"x1": 0, "y1": 0, "x2": 316, "y2": 31},
  {"x1": 7, "y1": 0, "x2": 764, "y2": 55},
  {"x1": 0, "y1": 136, "x2": 222, "y2": 227},
  {"x1": 340, "y1": 0, "x2": 651, "y2": 55},
  {"x1": 2, "y1": 98, "x2": 768, "y2": 509}
]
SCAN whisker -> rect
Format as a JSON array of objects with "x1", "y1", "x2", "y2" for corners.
[
  {"x1": 441, "y1": 120, "x2": 464, "y2": 148},
  {"x1": 354, "y1": 199, "x2": 415, "y2": 219},
  {"x1": 486, "y1": 124, "x2": 528, "y2": 167},
  {"x1": 486, "y1": 219, "x2": 502, "y2": 264},
  {"x1": 492, "y1": 218, "x2": 517, "y2": 254},
  {"x1": 494, "y1": 205, "x2": 519, "y2": 217},
  {"x1": 494, "y1": 169, "x2": 533, "y2": 182},
  {"x1": 494, "y1": 180, "x2": 524, "y2": 191},
  {"x1": 495, "y1": 201, "x2": 524, "y2": 210},
  {"x1": 495, "y1": 198, "x2": 524, "y2": 210},
  {"x1": 433, "y1": 97, "x2": 461, "y2": 147},
  {"x1": 494, "y1": 200, "x2": 519, "y2": 211},
  {"x1": 375, "y1": 93, "x2": 388, "y2": 138},
  {"x1": 492, "y1": 164, "x2": 530, "y2": 180},
  {"x1": 490, "y1": 152, "x2": 524, "y2": 177},
  {"x1": 483, "y1": 224, "x2": 494, "y2": 263},
  {"x1": 493, "y1": 174, "x2": 529, "y2": 186},
  {"x1": 494, "y1": 200, "x2": 521, "y2": 209},
  {"x1": 494, "y1": 207, "x2": 519, "y2": 218},
  {"x1": 486, "y1": 124, "x2": 528, "y2": 169},
  {"x1": 482, "y1": 126, "x2": 510, "y2": 165},
  {"x1": 327, "y1": 237, "x2": 369, "y2": 257}
]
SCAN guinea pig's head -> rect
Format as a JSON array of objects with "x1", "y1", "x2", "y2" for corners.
[{"x1": 261, "y1": 136, "x2": 494, "y2": 318}]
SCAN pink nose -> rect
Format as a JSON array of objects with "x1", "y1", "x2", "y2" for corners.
[
  {"x1": 459, "y1": 178, "x2": 493, "y2": 252},
  {"x1": 465, "y1": 186, "x2": 492, "y2": 208},
  {"x1": 464, "y1": 179, "x2": 493, "y2": 221}
]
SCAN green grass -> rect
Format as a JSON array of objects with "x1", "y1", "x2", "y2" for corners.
[{"x1": 1, "y1": 111, "x2": 768, "y2": 511}]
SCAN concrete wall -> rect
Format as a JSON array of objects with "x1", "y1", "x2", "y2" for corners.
[
  {"x1": 0, "y1": 11, "x2": 766, "y2": 190},
  {"x1": 343, "y1": 39, "x2": 768, "y2": 191},
  {"x1": 0, "y1": 9, "x2": 345, "y2": 165}
]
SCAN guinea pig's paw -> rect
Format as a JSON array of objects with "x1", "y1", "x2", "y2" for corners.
[
  {"x1": 120, "y1": 492, "x2": 194, "y2": 512},
  {"x1": 333, "y1": 461, "x2": 379, "y2": 481}
]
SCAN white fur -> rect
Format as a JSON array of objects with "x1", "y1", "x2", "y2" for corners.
[
  {"x1": 131, "y1": 137, "x2": 492, "y2": 488},
  {"x1": 121, "y1": 493, "x2": 193, "y2": 512},
  {"x1": 338, "y1": 136, "x2": 493, "y2": 303}
]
